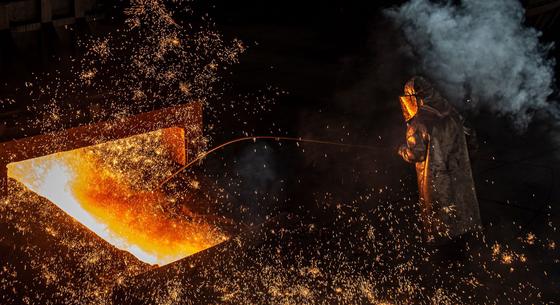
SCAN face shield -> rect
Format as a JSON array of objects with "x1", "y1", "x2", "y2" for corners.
[{"x1": 399, "y1": 80, "x2": 421, "y2": 122}]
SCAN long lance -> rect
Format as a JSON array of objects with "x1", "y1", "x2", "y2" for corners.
[{"x1": 157, "y1": 136, "x2": 392, "y2": 189}]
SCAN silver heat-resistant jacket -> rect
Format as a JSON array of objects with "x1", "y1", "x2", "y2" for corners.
[{"x1": 399, "y1": 97, "x2": 482, "y2": 242}]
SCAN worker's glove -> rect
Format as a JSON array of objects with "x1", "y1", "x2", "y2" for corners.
[{"x1": 398, "y1": 144, "x2": 408, "y2": 159}]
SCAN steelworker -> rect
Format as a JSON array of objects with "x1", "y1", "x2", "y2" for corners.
[{"x1": 397, "y1": 76, "x2": 481, "y2": 243}]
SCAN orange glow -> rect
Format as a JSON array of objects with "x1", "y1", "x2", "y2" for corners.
[
  {"x1": 399, "y1": 95, "x2": 419, "y2": 122},
  {"x1": 7, "y1": 129, "x2": 228, "y2": 265},
  {"x1": 399, "y1": 79, "x2": 422, "y2": 121},
  {"x1": 404, "y1": 80, "x2": 415, "y2": 96}
]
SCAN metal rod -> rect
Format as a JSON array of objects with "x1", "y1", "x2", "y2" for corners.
[{"x1": 157, "y1": 136, "x2": 390, "y2": 189}]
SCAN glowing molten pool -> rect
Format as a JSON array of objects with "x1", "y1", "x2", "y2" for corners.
[{"x1": 7, "y1": 129, "x2": 227, "y2": 265}]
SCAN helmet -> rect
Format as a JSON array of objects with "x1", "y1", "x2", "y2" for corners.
[{"x1": 399, "y1": 76, "x2": 434, "y2": 121}]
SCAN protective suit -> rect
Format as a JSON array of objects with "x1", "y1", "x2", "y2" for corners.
[{"x1": 398, "y1": 77, "x2": 481, "y2": 242}]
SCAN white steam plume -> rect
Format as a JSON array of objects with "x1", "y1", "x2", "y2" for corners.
[{"x1": 387, "y1": 0, "x2": 556, "y2": 128}]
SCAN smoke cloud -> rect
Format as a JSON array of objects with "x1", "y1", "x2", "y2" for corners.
[{"x1": 387, "y1": 0, "x2": 556, "y2": 128}]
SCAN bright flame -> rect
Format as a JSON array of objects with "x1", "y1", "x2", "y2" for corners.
[{"x1": 7, "y1": 129, "x2": 227, "y2": 265}]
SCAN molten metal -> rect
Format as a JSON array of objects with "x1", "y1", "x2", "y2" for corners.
[{"x1": 7, "y1": 129, "x2": 227, "y2": 265}]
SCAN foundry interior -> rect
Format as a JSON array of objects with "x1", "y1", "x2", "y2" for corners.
[{"x1": 1, "y1": 0, "x2": 560, "y2": 304}]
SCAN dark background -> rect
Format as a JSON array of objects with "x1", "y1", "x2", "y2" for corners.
[
  {"x1": 1, "y1": 0, "x2": 559, "y2": 238},
  {"x1": 1, "y1": 1, "x2": 560, "y2": 302},
  {"x1": 1, "y1": 0, "x2": 560, "y2": 245}
]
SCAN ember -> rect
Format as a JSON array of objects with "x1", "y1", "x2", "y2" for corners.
[{"x1": 7, "y1": 129, "x2": 228, "y2": 265}]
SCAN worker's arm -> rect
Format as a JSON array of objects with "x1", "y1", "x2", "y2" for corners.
[{"x1": 398, "y1": 122, "x2": 428, "y2": 163}]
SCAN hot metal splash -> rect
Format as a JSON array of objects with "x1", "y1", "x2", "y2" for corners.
[
  {"x1": 0, "y1": 0, "x2": 559, "y2": 304},
  {"x1": 7, "y1": 129, "x2": 228, "y2": 266}
]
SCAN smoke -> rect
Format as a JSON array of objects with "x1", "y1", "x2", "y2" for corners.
[
  {"x1": 234, "y1": 143, "x2": 282, "y2": 223},
  {"x1": 387, "y1": 0, "x2": 556, "y2": 129}
]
